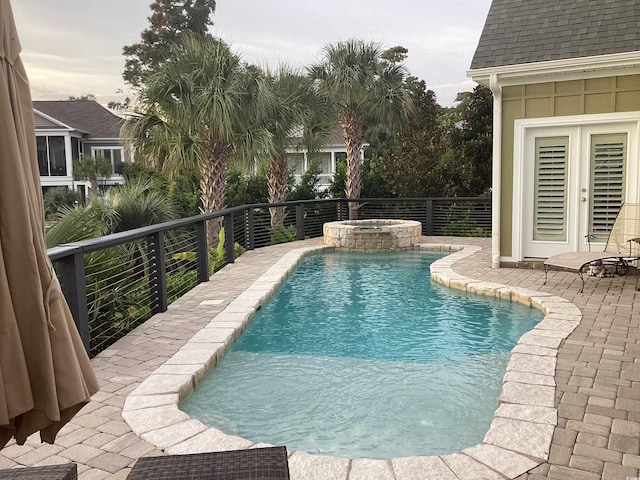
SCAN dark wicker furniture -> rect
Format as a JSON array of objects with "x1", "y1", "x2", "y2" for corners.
[
  {"x1": 0, "y1": 463, "x2": 77, "y2": 480},
  {"x1": 127, "y1": 446, "x2": 290, "y2": 480}
]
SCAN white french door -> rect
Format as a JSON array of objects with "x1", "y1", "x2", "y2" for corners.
[{"x1": 516, "y1": 117, "x2": 639, "y2": 260}]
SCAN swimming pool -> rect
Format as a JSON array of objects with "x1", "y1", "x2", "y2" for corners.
[{"x1": 181, "y1": 251, "x2": 543, "y2": 459}]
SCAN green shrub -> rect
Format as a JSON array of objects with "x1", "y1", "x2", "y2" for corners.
[
  {"x1": 167, "y1": 267, "x2": 199, "y2": 303},
  {"x1": 287, "y1": 161, "x2": 327, "y2": 201},
  {"x1": 173, "y1": 227, "x2": 247, "y2": 276},
  {"x1": 442, "y1": 219, "x2": 490, "y2": 237},
  {"x1": 268, "y1": 223, "x2": 297, "y2": 244},
  {"x1": 43, "y1": 187, "x2": 81, "y2": 218}
]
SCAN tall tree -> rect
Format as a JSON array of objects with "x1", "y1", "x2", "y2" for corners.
[
  {"x1": 263, "y1": 67, "x2": 333, "y2": 229},
  {"x1": 381, "y1": 46, "x2": 408, "y2": 64},
  {"x1": 383, "y1": 81, "x2": 446, "y2": 197},
  {"x1": 122, "y1": 35, "x2": 272, "y2": 245},
  {"x1": 68, "y1": 94, "x2": 97, "y2": 101},
  {"x1": 445, "y1": 84, "x2": 493, "y2": 196},
  {"x1": 122, "y1": 0, "x2": 216, "y2": 87},
  {"x1": 309, "y1": 39, "x2": 410, "y2": 219}
]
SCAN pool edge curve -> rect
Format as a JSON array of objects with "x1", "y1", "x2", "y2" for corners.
[{"x1": 122, "y1": 242, "x2": 577, "y2": 480}]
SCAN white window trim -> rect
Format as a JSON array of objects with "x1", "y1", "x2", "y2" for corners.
[
  {"x1": 511, "y1": 111, "x2": 640, "y2": 263},
  {"x1": 285, "y1": 148, "x2": 349, "y2": 184},
  {"x1": 91, "y1": 146, "x2": 125, "y2": 176},
  {"x1": 36, "y1": 133, "x2": 73, "y2": 178}
]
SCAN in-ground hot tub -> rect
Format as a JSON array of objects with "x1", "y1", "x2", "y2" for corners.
[{"x1": 323, "y1": 219, "x2": 422, "y2": 252}]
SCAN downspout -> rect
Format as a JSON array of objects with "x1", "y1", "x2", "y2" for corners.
[{"x1": 490, "y1": 73, "x2": 502, "y2": 268}]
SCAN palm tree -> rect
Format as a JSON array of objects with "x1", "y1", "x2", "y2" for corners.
[
  {"x1": 122, "y1": 35, "x2": 273, "y2": 244},
  {"x1": 263, "y1": 67, "x2": 334, "y2": 230},
  {"x1": 73, "y1": 154, "x2": 113, "y2": 195},
  {"x1": 309, "y1": 39, "x2": 411, "y2": 219},
  {"x1": 46, "y1": 178, "x2": 179, "y2": 247},
  {"x1": 45, "y1": 179, "x2": 180, "y2": 353}
]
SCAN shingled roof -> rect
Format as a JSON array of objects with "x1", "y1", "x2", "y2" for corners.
[
  {"x1": 470, "y1": 0, "x2": 640, "y2": 70},
  {"x1": 33, "y1": 100, "x2": 123, "y2": 139}
]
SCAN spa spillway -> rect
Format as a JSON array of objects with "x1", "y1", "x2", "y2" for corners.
[{"x1": 323, "y1": 219, "x2": 422, "y2": 252}]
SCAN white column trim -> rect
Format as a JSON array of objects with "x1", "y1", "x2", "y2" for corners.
[{"x1": 490, "y1": 74, "x2": 502, "y2": 268}]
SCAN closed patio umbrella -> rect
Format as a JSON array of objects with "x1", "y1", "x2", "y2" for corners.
[{"x1": 0, "y1": 0, "x2": 99, "y2": 449}]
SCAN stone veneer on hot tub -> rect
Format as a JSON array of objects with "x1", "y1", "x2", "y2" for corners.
[{"x1": 323, "y1": 219, "x2": 422, "y2": 252}]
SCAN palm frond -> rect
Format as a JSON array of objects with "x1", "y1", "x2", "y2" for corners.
[
  {"x1": 122, "y1": 33, "x2": 278, "y2": 213},
  {"x1": 45, "y1": 205, "x2": 107, "y2": 248},
  {"x1": 103, "y1": 177, "x2": 180, "y2": 232},
  {"x1": 308, "y1": 38, "x2": 410, "y2": 131}
]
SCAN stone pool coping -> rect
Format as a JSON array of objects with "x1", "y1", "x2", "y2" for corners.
[{"x1": 122, "y1": 243, "x2": 580, "y2": 480}]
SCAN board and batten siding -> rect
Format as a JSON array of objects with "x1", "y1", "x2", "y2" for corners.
[{"x1": 499, "y1": 74, "x2": 640, "y2": 258}]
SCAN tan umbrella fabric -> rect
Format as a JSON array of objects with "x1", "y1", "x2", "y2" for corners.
[{"x1": 0, "y1": 0, "x2": 99, "y2": 449}]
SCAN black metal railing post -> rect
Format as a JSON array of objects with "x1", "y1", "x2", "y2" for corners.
[
  {"x1": 224, "y1": 213, "x2": 235, "y2": 264},
  {"x1": 195, "y1": 220, "x2": 209, "y2": 283},
  {"x1": 58, "y1": 250, "x2": 90, "y2": 354},
  {"x1": 148, "y1": 232, "x2": 168, "y2": 315},
  {"x1": 425, "y1": 199, "x2": 434, "y2": 235},
  {"x1": 338, "y1": 200, "x2": 348, "y2": 221},
  {"x1": 296, "y1": 203, "x2": 305, "y2": 240},
  {"x1": 247, "y1": 207, "x2": 255, "y2": 250}
]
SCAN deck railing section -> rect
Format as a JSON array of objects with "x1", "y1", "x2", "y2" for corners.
[{"x1": 48, "y1": 197, "x2": 490, "y2": 356}]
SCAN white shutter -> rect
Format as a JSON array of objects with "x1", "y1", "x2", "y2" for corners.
[
  {"x1": 534, "y1": 137, "x2": 569, "y2": 241},
  {"x1": 589, "y1": 134, "x2": 626, "y2": 243}
]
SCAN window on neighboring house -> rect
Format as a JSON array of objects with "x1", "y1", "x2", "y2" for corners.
[
  {"x1": 334, "y1": 152, "x2": 347, "y2": 173},
  {"x1": 316, "y1": 152, "x2": 331, "y2": 175},
  {"x1": 36, "y1": 137, "x2": 48, "y2": 176},
  {"x1": 71, "y1": 137, "x2": 82, "y2": 162},
  {"x1": 36, "y1": 135, "x2": 67, "y2": 176},
  {"x1": 287, "y1": 153, "x2": 304, "y2": 176},
  {"x1": 93, "y1": 147, "x2": 124, "y2": 176},
  {"x1": 309, "y1": 152, "x2": 331, "y2": 175}
]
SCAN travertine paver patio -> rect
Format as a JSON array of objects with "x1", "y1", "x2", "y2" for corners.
[{"x1": 1, "y1": 236, "x2": 639, "y2": 479}]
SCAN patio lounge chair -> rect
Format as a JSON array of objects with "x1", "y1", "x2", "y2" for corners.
[
  {"x1": 126, "y1": 446, "x2": 290, "y2": 480},
  {"x1": 543, "y1": 203, "x2": 640, "y2": 293},
  {"x1": 0, "y1": 463, "x2": 77, "y2": 479}
]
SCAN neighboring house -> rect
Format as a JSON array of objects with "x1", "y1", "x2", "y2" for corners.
[
  {"x1": 33, "y1": 100, "x2": 132, "y2": 198},
  {"x1": 467, "y1": 0, "x2": 640, "y2": 267},
  {"x1": 286, "y1": 128, "x2": 361, "y2": 191}
]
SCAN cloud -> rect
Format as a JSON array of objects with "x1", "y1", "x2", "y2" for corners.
[
  {"x1": 12, "y1": 0, "x2": 491, "y2": 106},
  {"x1": 21, "y1": 52, "x2": 128, "y2": 102},
  {"x1": 430, "y1": 80, "x2": 479, "y2": 106}
]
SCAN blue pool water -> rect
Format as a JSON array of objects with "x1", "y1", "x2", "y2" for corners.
[{"x1": 181, "y1": 251, "x2": 543, "y2": 459}]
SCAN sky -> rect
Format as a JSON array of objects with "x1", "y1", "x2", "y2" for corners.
[{"x1": 12, "y1": 0, "x2": 492, "y2": 108}]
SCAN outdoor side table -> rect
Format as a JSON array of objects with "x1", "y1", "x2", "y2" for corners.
[
  {"x1": 126, "y1": 446, "x2": 290, "y2": 480},
  {"x1": 0, "y1": 463, "x2": 77, "y2": 480}
]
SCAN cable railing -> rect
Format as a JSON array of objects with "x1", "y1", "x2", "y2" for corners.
[{"x1": 48, "y1": 197, "x2": 490, "y2": 357}]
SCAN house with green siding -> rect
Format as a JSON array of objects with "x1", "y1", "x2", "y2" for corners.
[{"x1": 468, "y1": 0, "x2": 640, "y2": 267}]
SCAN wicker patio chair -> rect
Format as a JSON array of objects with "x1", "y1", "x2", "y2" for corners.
[
  {"x1": 126, "y1": 446, "x2": 290, "y2": 480},
  {"x1": 0, "y1": 463, "x2": 77, "y2": 480}
]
